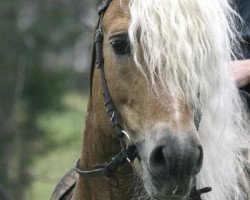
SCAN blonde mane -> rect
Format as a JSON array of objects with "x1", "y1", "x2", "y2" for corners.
[{"x1": 128, "y1": 0, "x2": 250, "y2": 199}]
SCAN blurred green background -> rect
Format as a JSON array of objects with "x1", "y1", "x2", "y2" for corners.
[{"x1": 0, "y1": 0, "x2": 98, "y2": 199}]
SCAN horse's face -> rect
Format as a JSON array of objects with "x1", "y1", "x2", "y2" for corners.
[{"x1": 101, "y1": 0, "x2": 203, "y2": 199}]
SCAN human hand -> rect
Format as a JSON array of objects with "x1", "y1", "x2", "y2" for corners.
[{"x1": 231, "y1": 59, "x2": 250, "y2": 88}]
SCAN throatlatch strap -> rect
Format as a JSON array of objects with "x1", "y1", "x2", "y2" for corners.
[{"x1": 75, "y1": 146, "x2": 137, "y2": 178}]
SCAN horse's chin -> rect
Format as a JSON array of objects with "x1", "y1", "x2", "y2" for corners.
[
  {"x1": 150, "y1": 188, "x2": 190, "y2": 200},
  {"x1": 151, "y1": 196, "x2": 188, "y2": 200},
  {"x1": 148, "y1": 188, "x2": 190, "y2": 200},
  {"x1": 147, "y1": 185, "x2": 190, "y2": 200},
  {"x1": 151, "y1": 195, "x2": 188, "y2": 200},
  {"x1": 141, "y1": 164, "x2": 192, "y2": 200}
]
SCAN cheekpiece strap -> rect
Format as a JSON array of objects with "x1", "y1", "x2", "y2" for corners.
[
  {"x1": 98, "y1": 0, "x2": 113, "y2": 15},
  {"x1": 94, "y1": 0, "x2": 126, "y2": 139},
  {"x1": 95, "y1": 29, "x2": 104, "y2": 66}
]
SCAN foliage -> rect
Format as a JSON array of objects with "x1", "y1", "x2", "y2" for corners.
[
  {"x1": 27, "y1": 92, "x2": 87, "y2": 200},
  {"x1": 0, "y1": 0, "x2": 94, "y2": 199}
]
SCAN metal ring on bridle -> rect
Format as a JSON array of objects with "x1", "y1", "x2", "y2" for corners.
[{"x1": 121, "y1": 130, "x2": 131, "y2": 140}]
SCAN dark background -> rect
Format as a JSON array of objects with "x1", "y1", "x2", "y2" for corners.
[{"x1": 0, "y1": 0, "x2": 99, "y2": 199}]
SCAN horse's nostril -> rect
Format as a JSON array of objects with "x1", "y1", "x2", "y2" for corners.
[
  {"x1": 149, "y1": 146, "x2": 169, "y2": 176},
  {"x1": 150, "y1": 146, "x2": 165, "y2": 166}
]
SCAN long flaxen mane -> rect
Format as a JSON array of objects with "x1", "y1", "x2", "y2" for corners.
[{"x1": 128, "y1": 0, "x2": 250, "y2": 200}]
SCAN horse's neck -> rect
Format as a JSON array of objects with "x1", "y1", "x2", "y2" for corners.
[{"x1": 73, "y1": 101, "x2": 134, "y2": 200}]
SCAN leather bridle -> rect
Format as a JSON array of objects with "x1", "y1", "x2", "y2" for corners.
[
  {"x1": 75, "y1": 0, "x2": 211, "y2": 199},
  {"x1": 75, "y1": 0, "x2": 138, "y2": 179}
]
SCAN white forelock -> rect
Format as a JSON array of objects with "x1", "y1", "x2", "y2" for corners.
[{"x1": 128, "y1": 0, "x2": 250, "y2": 199}]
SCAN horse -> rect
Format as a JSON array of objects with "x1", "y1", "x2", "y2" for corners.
[{"x1": 51, "y1": 0, "x2": 250, "y2": 199}]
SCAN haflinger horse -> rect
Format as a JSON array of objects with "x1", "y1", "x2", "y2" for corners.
[{"x1": 51, "y1": 0, "x2": 250, "y2": 200}]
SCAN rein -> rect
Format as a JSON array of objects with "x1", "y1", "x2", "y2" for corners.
[{"x1": 75, "y1": 0, "x2": 211, "y2": 199}]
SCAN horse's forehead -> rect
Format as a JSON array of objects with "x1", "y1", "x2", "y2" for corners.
[{"x1": 103, "y1": 0, "x2": 130, "y2": 35}]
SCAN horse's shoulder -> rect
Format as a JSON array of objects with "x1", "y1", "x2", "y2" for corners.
[{"x1": 50, "y1": 168, "x2": 78, "y2": 200}]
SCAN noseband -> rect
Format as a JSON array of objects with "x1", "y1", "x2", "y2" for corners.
[{"x1": 75, "y1": 0, "x2": 211, "y2": 199}]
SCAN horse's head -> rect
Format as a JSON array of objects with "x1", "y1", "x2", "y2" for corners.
[
  {"x1": 85, "y1": 0, "x2": 250, "y2": 200},
  {"x1": 90, "y1": 0, "x2": 205, "y2": 199}
]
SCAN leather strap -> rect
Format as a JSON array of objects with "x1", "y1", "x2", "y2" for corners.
[
  {"x1": 75, "y1": 146, "x2": 137, "y2": 178},
  {"x1": 189, "y1": 186, "x2": 212, "y2": 200}
]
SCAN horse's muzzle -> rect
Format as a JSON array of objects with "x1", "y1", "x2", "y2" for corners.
[
  {"x1": 141, "y1": 133, "x2": 203, "y2": 197},
  {"x1": 149, "y1": 134, "x2": 203, "y2": 177}
]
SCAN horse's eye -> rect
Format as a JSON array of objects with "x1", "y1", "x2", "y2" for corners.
[{"x1": 110, "y1": 37, "x2": 131, "y2": 55}]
